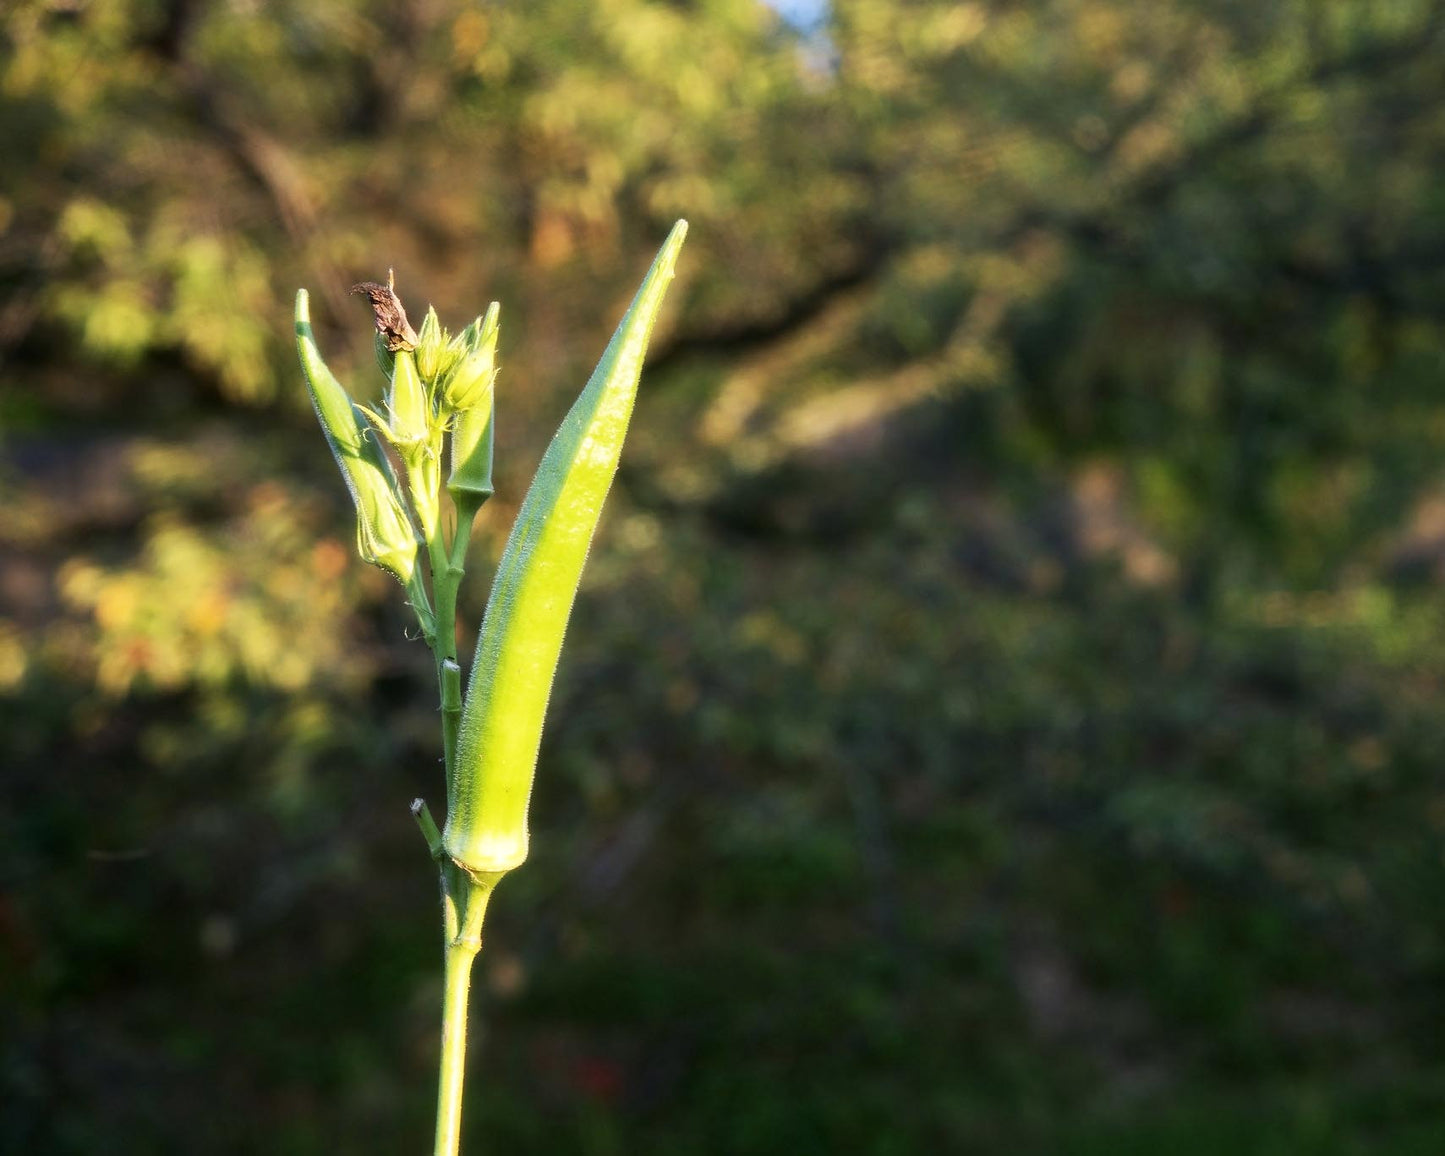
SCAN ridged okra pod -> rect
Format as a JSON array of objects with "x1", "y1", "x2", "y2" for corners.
[{"x1": 443, "y1": 221, "x2": 688, "y2": 875}]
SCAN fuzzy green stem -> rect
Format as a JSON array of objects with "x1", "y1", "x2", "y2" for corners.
[
  {"x1": 407, "y1": 568, "x2": 438, "y2": 646},
  {"x1": 435, "y1": 497, "x2": 482, "y2": 656},
  {"x1": 434, "y1": 941, "x2": 478, "y2": 1156},
  {"x1": 433, "y1": 869, "x2": 494, "y2": 1156},
  {"x1": 427, "y1": 455, "x2": 488, "y2": 1154},
  {"x1": 430, "y1": 496, "x2": 480, "y2": 775},
  {"x1": 409, "y1": 453, "x2": 443, "y2": 549},
  {"x1": 440, "y1": 660, "x2": 463, "y2": 778},
  {"x1": 431, "y1": 527, "x2": 460, "y2": 660},
  {"x1": 449, "y1": 493, "x2": 484, "y2": 572},
  {"x1": 412, "y1": 798, "x2": 445, "y2": 859}
]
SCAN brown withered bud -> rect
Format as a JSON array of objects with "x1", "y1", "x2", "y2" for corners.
[{"x1": 351, "y1": 269, "x2": 419, "y2": 352}]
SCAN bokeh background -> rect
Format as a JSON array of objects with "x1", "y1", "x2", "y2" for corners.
[{"x1": 6, "y1": 1, "x2": 1445, "y2": 1151}]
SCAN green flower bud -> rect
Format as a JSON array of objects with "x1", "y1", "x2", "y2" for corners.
[
  {"x1": 446, "y1": 303, "x2": 501, "y2": 512},
  {"x1": 294, "y1": 289, "x2": 421, "y2": 586},
  {"x1": 353, "y1": 471, "x2": 424, "y2": 581},
  {"x1": 455, "y1": 317, "x2": 482, "y2": 350},
  {"x1": 443, "y1": 222, "x2": 686, "y2": 876},
  {"x1": 441, "y1": 302, "x2": 499, "y2": 414},
  {"x1": 447, "y1": 401, "x2": 494, "y2": 514},
  {"x1": 415, "y1": 305, "x2": 448, "y2": 384},
  {"x1": 388, "y1": 349, "x2": 431, "y2": 451}
]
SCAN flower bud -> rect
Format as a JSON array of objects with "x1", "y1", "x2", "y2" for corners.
[
  {"x1": 446, "y1": 303, "x2": 499, "y2": 512},
  {"x1": 295, "y1": 289, "x2": 421, "y2": 586},
  {"x1": 354, "y1": 472, "x2": 423, "y2": 582},
  {"x1": 387, "y1": 349, "x2": 431, "y2": 450},
  {"x1": 440, "y1": 303, "x2": 499, "y2": 414},
  {"x1": 415, "y1": 305, "x2": 448, "y2": 384},
  {"x1": 447, "y1": 403, "x2": 494, "y2": 513}
]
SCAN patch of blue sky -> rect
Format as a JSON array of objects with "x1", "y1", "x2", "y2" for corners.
[{"x1": 763, "y1": 0, "x2": 830, "y2": 32}]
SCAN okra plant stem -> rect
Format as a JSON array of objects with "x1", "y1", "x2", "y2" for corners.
[
  {"x1": 298, "y1": 222, "x2": 684, "y2": 1156},
  {"x1": 434, "y1": 941, "x2": 477, "y2": 1156},
  {"x1": 431, "y1": 499, "x2": 479, "y2": 775},
  {"x1": 427, "y1": 495, "x2": 484, "y2": 1156},
  {"x1": 434, "y1": 868, "x2": 494, "y2": 1156}
]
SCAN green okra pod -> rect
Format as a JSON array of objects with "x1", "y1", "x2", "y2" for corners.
[{"x1": 443, "y1": 220, "x2": 687, "y2": 875}]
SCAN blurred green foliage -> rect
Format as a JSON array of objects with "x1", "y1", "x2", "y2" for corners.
[{"x1": 5, "y1": 0, "x2": 1445, "y2": 1152}]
